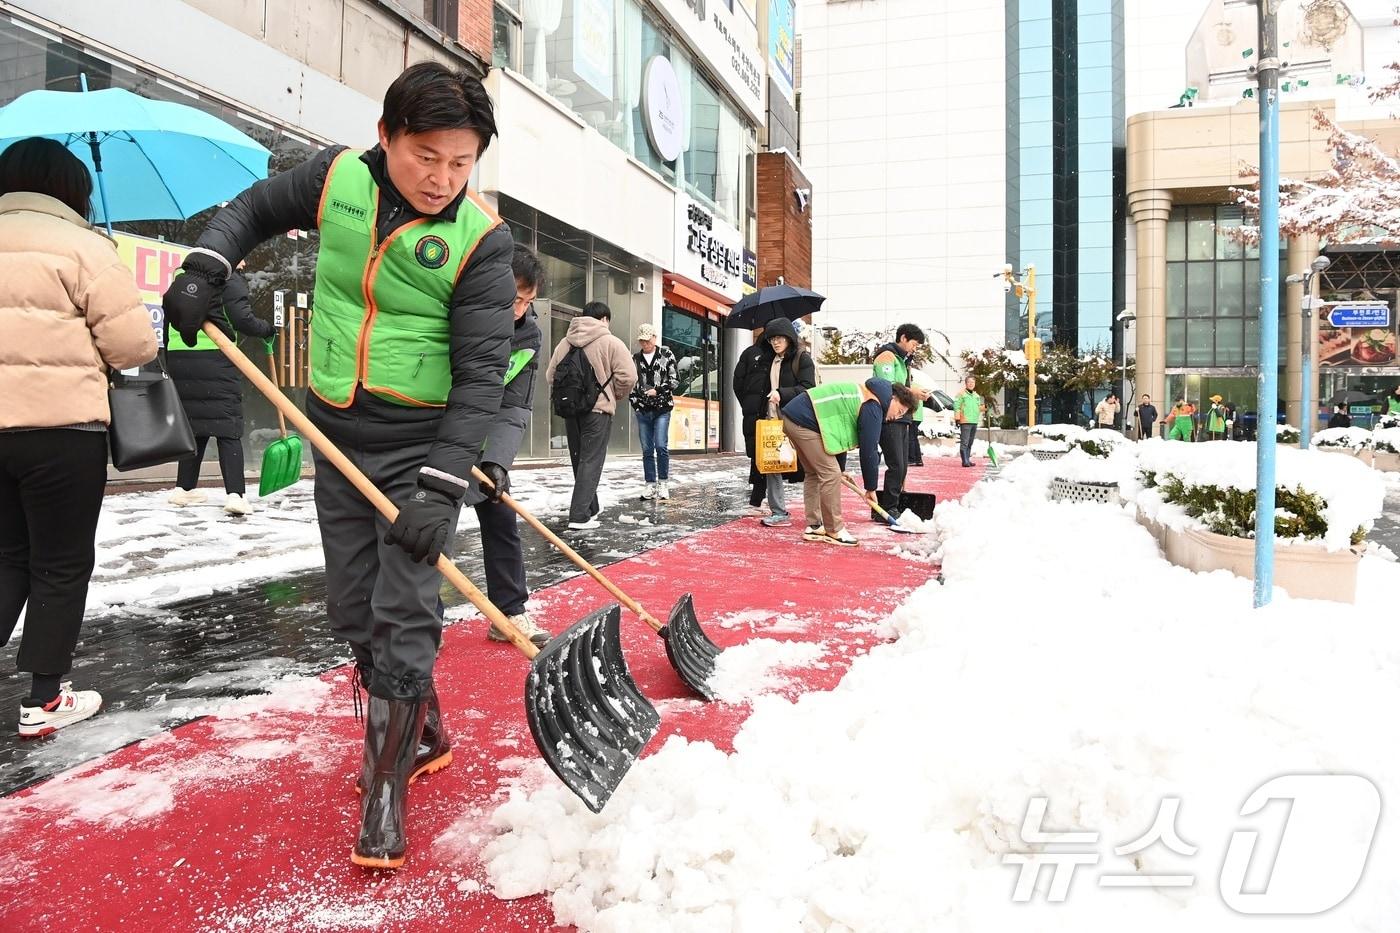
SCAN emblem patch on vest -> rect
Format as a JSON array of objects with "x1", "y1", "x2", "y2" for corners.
[{"x1": 415, "y1": 235, "x2": 450, "y2": 269}]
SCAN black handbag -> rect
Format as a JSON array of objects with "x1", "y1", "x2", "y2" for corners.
[{"x1": 107, "y1": 350, "x2": 196, "y2": 471}]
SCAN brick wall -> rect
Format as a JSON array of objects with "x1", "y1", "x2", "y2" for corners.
[
  {"x1": 458, "y1": 0, "x2": 493, "y2": 65},
  {"x1": 756, "y1": 151, "x2": 813, "y2": 290}
]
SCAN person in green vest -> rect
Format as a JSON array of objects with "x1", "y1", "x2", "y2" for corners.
[
  {"x1": 160, "y1": 63, "x2": 515, "y2": 871},
  {"x1": 1205, "y1": 394, "x2": 1227, "y2": 441},
  {"x1": 1388, "y1": 385, "x2": 1400, "y2": 418},
  {"x1": 953, "y1": 375, "x2": 985, "y2": 467},
  {"x1": 1167, "y1": 399, "x2": 1196, "y2": 441},
  {"x1": 870, "y1": 324, "x2": 931, "y2": 519},
  {"x1": 779, "y1": 378, "x2": 918, "y2": 546}
]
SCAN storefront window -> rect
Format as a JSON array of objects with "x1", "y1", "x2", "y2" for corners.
[{"x1": 662, "y1": 306, "x2": 721, "y2": 451}]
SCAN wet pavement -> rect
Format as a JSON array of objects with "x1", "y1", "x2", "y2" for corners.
[{"x1": 0, "y1": 456, "x2": 759, "y2": 795}]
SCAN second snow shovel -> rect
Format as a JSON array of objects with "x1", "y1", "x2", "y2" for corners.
[
  {"x1": 205, "y1": 323, "x2": 658, "y2": 813},
  {"x1": 257, "y1": 344, "x2": 303, "y2": 496},
  {"x1": 473, "y1": 466, "x2": 722, "y2": 701},
  {"x1": 840, "y1": 474, "x2": 924, "y2": 534},
  {"x1": 985, "y1": 420, "x2": 999, "y2": 467}
]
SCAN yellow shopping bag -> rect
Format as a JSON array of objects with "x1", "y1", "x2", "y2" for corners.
[{"x1": 756, "y1": 418, "x2": 797, "y2": 474}]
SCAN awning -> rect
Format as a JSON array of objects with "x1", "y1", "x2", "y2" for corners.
[{"x1": 663, "y1": 276, "x2": 730, "y2": 323}]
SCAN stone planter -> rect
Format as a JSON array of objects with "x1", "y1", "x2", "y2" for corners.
[
  {"x1": 1031, "y1": 448, "x2": 1068, "y2": 462},
  {"x1": 1134, "y1": 511, "x2": 1361, "y2": 603},
  {"x1": 1373, "y1": 450, "x2": 1400, "y2": 472},
  {"x1": 1050, "y1": 477, "x2": 1120, "y2": 505},
  {"x1": 988, "y1": 427, "x2": 1028, "y2": 446},
  {"x1": 1316, "y1": 446, "x2": 1374, "y2": 467}
]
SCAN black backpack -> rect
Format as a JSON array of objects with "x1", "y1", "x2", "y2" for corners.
[{"x1": 551, "y1": 344, "x2": 612, "y2": 417}]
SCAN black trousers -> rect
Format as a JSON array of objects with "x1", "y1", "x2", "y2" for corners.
[
  {"x1": 176, "y1": 435, "x2": 246, "y2": 495},
  {"x1": 312, "y1": 438, "x2": 459, "y2": 699},
  {"x1": 475, "y1": 497, "x2": 528, "y2": 616},
  {"x1": 0, "y1": 429, "x2": 109, "y2": 676},
  {"x1": 908, "y1": 421, "x2": 924, "y2": 464},
  {"x1": 564, "y1": 411, "x2": 611, "y2": 523},
  {"x1": 880, "y1": 420, "x2": 910, "y2": 503},
  {"x1": 742, "y1": 412, "x2": 765, "y2": 507}
]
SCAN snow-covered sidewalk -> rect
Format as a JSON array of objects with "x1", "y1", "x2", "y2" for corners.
[{"x1": 484, "y1": 451, "x2": 1400, "y2": 931}]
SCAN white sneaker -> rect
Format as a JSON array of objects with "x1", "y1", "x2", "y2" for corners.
[
  {"x1": 168, "y1": 487, "x2": 207, "y2": 507},
  {"x1": 567, "y1": 517, "x2": 601, "y2": 530},
  {"x1": 19, "y1": 682, "x2": 102, "y2": 738},
  {"x1": 223, "y1": 493, "x2": 252, "y2": 516},
  {"x1": 488, "y1": 612, "x2": 551, "y2": 647},
  {"x1": 640, "y1": 483, "x2": 656, "y2": 500},
  {"x1": 657, "y1": 481, "x2": 670, "y2": 499}
]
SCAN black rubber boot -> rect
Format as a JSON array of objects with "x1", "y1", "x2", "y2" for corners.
[
  {"x1": 351, "y1": 694, "x2": 426, "y2": 869},
  {"x1": 354, "y1": 683, "x2": 451, "y2": 794}
]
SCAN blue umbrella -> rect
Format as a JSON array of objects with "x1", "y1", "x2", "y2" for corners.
[{"x1": 0, "y1": 78, "x2": 270, "y2": 233}]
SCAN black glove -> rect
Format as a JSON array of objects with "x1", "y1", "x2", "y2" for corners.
[
  {"x1": 478, "y1": 461, "x2": 510, "y2": 503},
  {"x1": 383, "y1": 485, "x2": 458, "y2": 564},
  {"x1": 161, "y1": 250, "x2": 230, "y2": 348}
]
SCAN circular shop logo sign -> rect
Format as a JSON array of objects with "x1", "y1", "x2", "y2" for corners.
[
  {"x1": 415, "y1": 235, "x2": 450, "y2": 269},
  {"x1": 642, "y1": 56, "x2": 683, "y2": 163}
]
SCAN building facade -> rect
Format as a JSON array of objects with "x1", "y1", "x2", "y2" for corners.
[{"x1": 1126, "y1": 0, "x2": 1400, "y2": 434}]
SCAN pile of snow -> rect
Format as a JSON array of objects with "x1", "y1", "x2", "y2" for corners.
[
  {"x1": 1313, "y1": 427, "x2": 1375, "y2": 449},
  {"x1": 480, "y1": 460, "x2": 1400, "y2": 932},
  {"x1": 1135, "y1": 440, "x2": 1386, "y2": 550}
]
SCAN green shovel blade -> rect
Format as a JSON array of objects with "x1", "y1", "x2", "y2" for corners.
[{"x1": 258, "y1": 434, "x2": 303, "y2": 496}]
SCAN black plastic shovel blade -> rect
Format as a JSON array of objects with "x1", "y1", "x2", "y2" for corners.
[
  {"x1": 659, "y1": 593, "x2": 721, "y2": 701},
  {"x1": 525, "y1": 603, "x2": 660, "y2": 812}
]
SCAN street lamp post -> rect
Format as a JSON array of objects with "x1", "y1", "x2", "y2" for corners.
[
  {"x1": 1253, "y1": 0, "x2": 1281, "y2": 609},
  {"x1": 1117, "y1": 309, "x2": 1136, "y2": 437},
  {"x1": 1285, "y1": 255, "x2": 1331, "y2": 449}
]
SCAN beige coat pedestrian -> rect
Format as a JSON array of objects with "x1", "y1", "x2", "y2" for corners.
[
  {"x1": 0, "y1": 192, "x2": 155, "y2": 429},
  {"x1": 545, "y1": 315, "x2": 637, "y2": 415}
]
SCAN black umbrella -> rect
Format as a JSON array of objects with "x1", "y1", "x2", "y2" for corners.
[
  {"x1": 724, "y1": 283, "x2": 825, "y2": 330},
  {"x1": 1329, "y1": 389, "x2": 1375, "y2": 406}
]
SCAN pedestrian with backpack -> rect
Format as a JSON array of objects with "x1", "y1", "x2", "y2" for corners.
[
  {"x1": 546, "y1": 301, "x2": 636, "y2": 530},
  {"x1": 628, "y1": 323, "x2": 678, "y2": 501}
]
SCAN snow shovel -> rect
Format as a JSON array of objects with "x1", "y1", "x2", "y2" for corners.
[
  {"x1": 473, "y1": 466, "x2": 722, "y2": 701},
  {"x1": 256, "y1": 346, "x2": 303, "y2": 496},
  {"x1": 985, "y1": 421, "x2": 998, "y2": 467},
  {"x1": 840, "y1": 474, "x2": 923, "y2": 534},
  {"x1": 204, "y1": 323, "x2": 658, "y2": 813}
]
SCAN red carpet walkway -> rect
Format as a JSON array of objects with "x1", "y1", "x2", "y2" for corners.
[{"x1": 0, "y1": 458, "x2": 982, "y2": 932}]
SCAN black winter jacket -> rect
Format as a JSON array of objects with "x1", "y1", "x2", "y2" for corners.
[
  {"x1": 192, "y1": 145, "x2": 514, "y2": 497},
  {"x1": 167, "y1": 273, "x2": 273, "y2": 438}
]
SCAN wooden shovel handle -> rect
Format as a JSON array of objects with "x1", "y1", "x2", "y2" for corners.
[
  {"x1": 472, "y1": 467, "x2": 665, "y2": 633},
  {"x1": 840, "y1": 473, "x2": 892, "y2": 522},
  {"x1": 203, "y1": 323, "x2": 540, "y2": 659},
  {"x1": 264, "y1": 349, "x2": 288, "y2": 439}
]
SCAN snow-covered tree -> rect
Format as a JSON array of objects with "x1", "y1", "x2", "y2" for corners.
[{"x1": 1234, "y1": 109, "x2": 1400, "y2": 245}]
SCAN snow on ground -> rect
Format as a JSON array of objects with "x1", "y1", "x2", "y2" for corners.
[
  {"x1": 479, "y1": 445, "x2": 1400, "y2": 932},
  {"x1": 72, "y1": 458, "x2": 735, "y2": 623},
  {"x1": 0, "y1": 675, "x2": 339, "y2": 831}
]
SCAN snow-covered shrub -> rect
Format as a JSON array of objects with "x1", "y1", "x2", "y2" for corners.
[
  {"x1": 1374, "y1": 428, "x2": 1400, "y2": 454},
  {"x1": 1134, "y1": 442, "x2": 1385, "y2": 550},
  {"x1": 1072, "y1": 438, "x2": 1114, "y2": 458},
  {"x1": 1314, "y1": 427, "x2": 1374, "y2": 449},
  {"x1": 1276, "y1": 424, "x2": 1300, "y2": 444},
  {"x1": 1029, "y1": 423, "x2": 1086, "y2": 442},
  {"x1": 1379, "y1": 414, "x2": 1400, "y2": 430},
  {"x1": 922, "y1": 421, "x2": 956, "y2": 439}
]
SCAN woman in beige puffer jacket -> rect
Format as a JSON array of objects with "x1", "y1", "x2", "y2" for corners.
[{"x1": 0, "y1": 137, "x2": 155, "y2": 737}]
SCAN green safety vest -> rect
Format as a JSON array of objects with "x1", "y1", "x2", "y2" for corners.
[
  {"x1": 309, "y1": 150, "x2": 500, "y2": 408},
  {"x1": 1389, "y1": 396, "x2": 1400, "y2": 415},
  {"x1": 809, "y1": 381, "x2": 868, "y2": 454},
  {"x1": 954, "y1": 391, "x2": 981, "y2": 425},
  {"x1": 872, "y1": 349, "x2": 923, "y2": 422}
]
